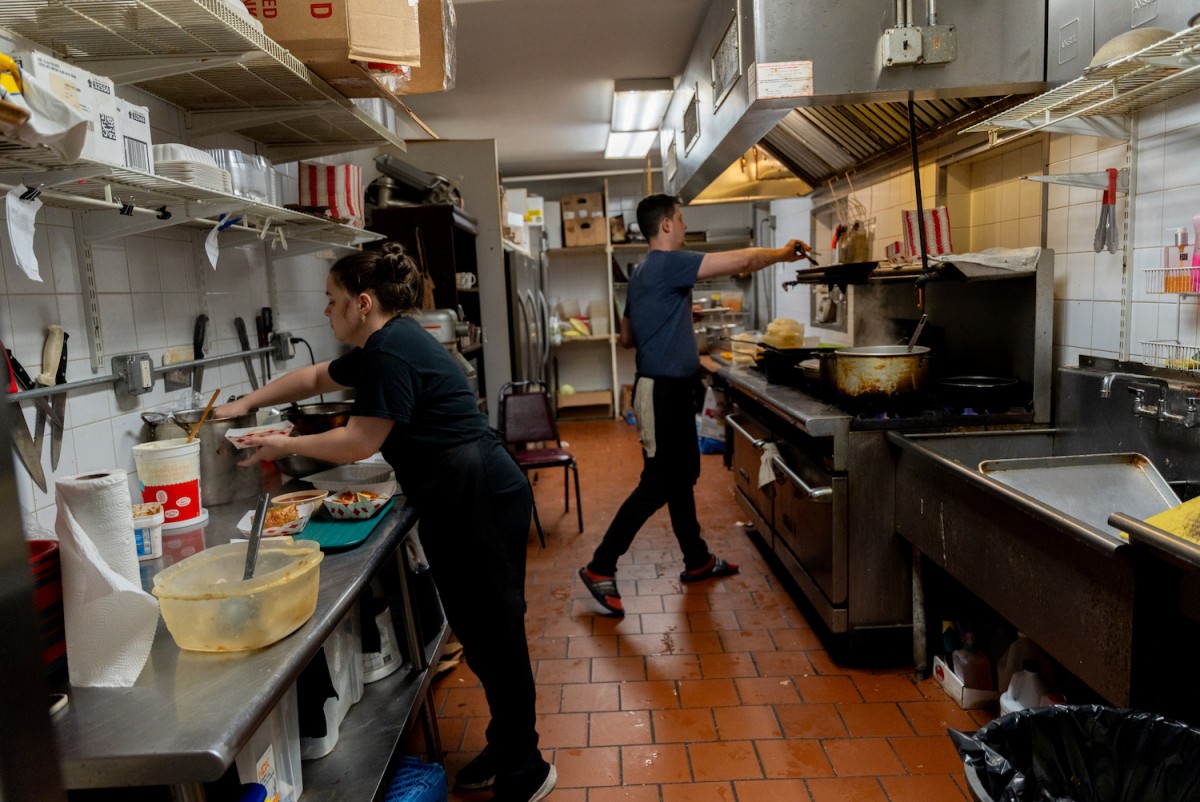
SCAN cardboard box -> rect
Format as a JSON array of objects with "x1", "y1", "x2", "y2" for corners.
[
  {"x1": 249, "y1": 0, "x2": 421, "y2": 98},
  {"x1": 932, "y1": 655, "x2": 1000, "y2": 710},
  {"x1": 609, "y1": 214, "x2": 627, "y2": 244},
  {"x1": 560, "y1": 192, "x2": 604, "y2": 222},
  {"x1": 116, "y1": 99, "x2": 154, "y2": 174},
  {"x1": 23, "y1": 52, "x2": 122, "y2": 167},
  {"x1": 564, "y1": 218, "x2": 607, "y2": 247},
  {"x1": 394, "y1": 0, "x2": 455, "y2": 95}
]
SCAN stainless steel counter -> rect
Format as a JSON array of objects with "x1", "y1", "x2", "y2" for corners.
[
  {"x1": 51, "y1": 494, "x2": 420, "y2": 791},
  {"x1": 715, "y1": 363, "x2": 852, "y2": 439}
]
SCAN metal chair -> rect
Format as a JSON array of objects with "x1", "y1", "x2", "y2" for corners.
[{"x1": 498, "y1": 381, "x2": 583, "y2": 547}]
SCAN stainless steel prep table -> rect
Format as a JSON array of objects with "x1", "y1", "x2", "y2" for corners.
[{"x1": 51, "y1": 494, "x2": 446, "y2": 800}]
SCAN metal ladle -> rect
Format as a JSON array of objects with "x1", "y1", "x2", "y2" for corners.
[
  {"x1": 907, "y1": 314, "x2": 928, "y2": 352},
  {"x1": 243, "y1": 492, "x2": 270, "y2": 580}
]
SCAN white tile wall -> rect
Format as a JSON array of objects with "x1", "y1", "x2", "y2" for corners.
[{"x1": 3, "y1": 88, "x2": 344, "y2": 530}]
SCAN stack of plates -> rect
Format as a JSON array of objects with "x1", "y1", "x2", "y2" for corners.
[{"x1": 154, "y1": 161, "x2": 233, "y2": 194}]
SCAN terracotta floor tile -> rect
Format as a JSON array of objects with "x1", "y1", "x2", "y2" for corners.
[
  {"x1": 435, "y1": 714, "x2": 467, "y2": 753},
  {"x1": 593, "y1": 613, "x2": 642, "y2": 636},
  {"x1": 754, "y1": 649, "x2": 816, "y2": 677},
  {"x1": 636, "y1": 577, "x2": 684, "y2": 596},
  {"x1": 588, "y1": 786, "x2": 663, "y2": 802},
  {"x1": 536, "y1": 657, "x2": 593, "y2": 684},
  {"x1": 706, "y1": 590, "x2": 760, "y2": 611},
  {"x1": 645, "y1": 653, "x2": 703, "y2": 681},
  {"x1": 442, "y1": 686, "x2": 489, "y2": 717},
  {"x1": 460, "y1": 715, "x2": 488, "y2": 752},
  {"x1": 853, "y1": 673, "x2": 926, "y2": 703},
  {"x1": 621, "y1": 743, "x2": 693, "y2": 784},
  {"x1": 755, "y1": 738, "x2": 835, "y2": 778},
  {"x1": 651, "y1": 708, "x2": 718, "y2": 743},
  {"x1": 639, "y1": 611, "x2": 691, "y2": 634},
  {"x1": 621, "y1": 595, "x2": 666, "y2": 615},
  {"x1": 689, "y1": 740, "x2": 764, "y2": 781},
  {"x1": 770, "y1": 626, "x2": 827, "y2": 651},
  {"x1": 822, "y1": 737, "x2": 905, "y2": 777},
  {"x1": 537, "y1": 711, "x2": 590, "y2": 748},
  {"x1": 620, "y1": 679, "x2": 681, "y2": 710},
  {"x1": 836, "y1": 702, "x2": 916, "y2": 738},
  {"x1": 541, "y1": 615, "x2": 598, "y2": 638},
  {"x1": 806, "y1": 777, "x2": 889, "y2": 802},
  {"x1": 898, "y1": 700, "x2": 981, "y2": 736},
  {"x1": 661, "y1": 593, "x2": 714, "y2": 613},
  {"x1": 660, "y1": 782, "x2": 735, "y2": 802},
  {"x1": 686, "y1": 609, "x2": 741, "y2": 631},
  {"x1": 590, "y1": 710, "x2": 653, "y2": 747},
  {"x1": 736, "y1": 676, "x2": 803, "y2": 705},
  {"x1": 697, "y1": 652, "x2": 757, "y2": 678},
  {"x1": 535, "y1": 683, "x2": 562, "y2": 714},
  {"x1": 880, "y1": 773, "x2": 969, "y2": 801},
  {"x1": 590, "y1": 655, "x2": 647, "y2": 683},
  {"x1": 776, "y1": 703, "x2": 850, "y2": 739},
  {"x1": 713, "y1": 704, "x2": 783, "y2": 740},
  {"x1": 889, "y1": 735, "x2": 966, "y2": 774},
  {"x1": 795, "y1": 675, "x2": 864, "y2": 704},
  {"x1": 678, "y1": 678, "x2": 740, "y2": 708},
  {"x1": 565, "y1": 634, "x2": 620, "y2": 659},
  {"x1": 561, "y1": 681, "x2": 621, "y2": 713},
  {"x1": 552, "y1": 745, "x2": 622, "y2": 787},
  {"x1": 718, "y1": 628, "x2": 777, "y2": 652},
  {"x1": 527, "y1": 636, "x2": 569, "y2": 660},
  {"x1": 733, "y1": 778, "x2": 813, "y2": 802},
  {"x1": 736, "y1": 607, "x2": 805, "y2": 629}
]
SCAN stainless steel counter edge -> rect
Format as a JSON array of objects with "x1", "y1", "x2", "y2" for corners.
[
  {"x1": 715, "y1": 362, "x2": 851, "y2": 438},
  {"x1": 52, "y1": 496, "x2": 420, "y2": 789},
  {"x1": 886, "y1": 431, "x2": 1129, "y2": 555}
]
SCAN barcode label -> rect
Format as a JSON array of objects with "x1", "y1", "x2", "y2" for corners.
[
  {"x1": 124, "y1": 138, "x2": 151, "y2": 173},
  {"x1": 98, "y1": 112, "x2": 117, "y2": 142}
]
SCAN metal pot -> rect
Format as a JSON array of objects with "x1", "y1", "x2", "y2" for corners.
[
  {"x1": 276, "y1": 402, "x2": 355, "y2": 477},
  {"x1": 827, "y1": 345, "x2": 931, "y2": 411},
  {"x1": 141, "y1": 409, "x2": 262, "y2": 506}
]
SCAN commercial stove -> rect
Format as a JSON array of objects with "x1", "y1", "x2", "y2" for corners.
[{"x1": 718, "y1": 251, "x2": 1054, "y2": 656}]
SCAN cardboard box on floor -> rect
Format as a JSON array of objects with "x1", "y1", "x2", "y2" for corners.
[
  {"x1": 249, "y1": 0, "x2": 421, "y2": 98},
  {"x1": 932, "y1": 656, "x2": 1000, "y2": 710}
]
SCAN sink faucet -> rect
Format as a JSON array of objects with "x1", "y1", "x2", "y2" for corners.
[{"x1": 1100, "y1": 372, "x2": 1200, "y2": 426}]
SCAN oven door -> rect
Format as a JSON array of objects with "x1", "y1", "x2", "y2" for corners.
[
  {"x1": 772, "y1": 441, "x2": 848, "y2": 606},
  {"x1": 726, "y1": 413, "x2": 774, "y2": 526}
]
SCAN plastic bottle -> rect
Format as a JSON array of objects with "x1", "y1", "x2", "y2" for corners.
[
  {"x1": 952, "y1": 632, "x2": 994, "y2": 691},
  {"x1": 996, "y1": 631, "x2": 1046, "y2": 694},
  {"x1": 999, "y1": 659, "x2": 1050, "y2": 715}
]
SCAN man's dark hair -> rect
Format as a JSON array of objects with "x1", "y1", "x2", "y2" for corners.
[{"x1": 636, "y1": 194, "x2": 681, "y2": 241}]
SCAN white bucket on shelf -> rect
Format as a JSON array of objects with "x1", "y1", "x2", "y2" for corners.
[{"x1": 132, "y1": 438, "x2": 203, "y2": 530}]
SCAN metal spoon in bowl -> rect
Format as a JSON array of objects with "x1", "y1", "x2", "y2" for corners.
[
  {"x1": 907, "y1": 314, "x2": 928, "y2": 352},
  {"x1": 243, "y1": 492, "x2": 270, "y2": 580}
]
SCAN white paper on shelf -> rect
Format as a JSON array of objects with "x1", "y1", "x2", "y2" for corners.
[{"x1": 5, "y1": 185, "x2": 42, "y2": 281}]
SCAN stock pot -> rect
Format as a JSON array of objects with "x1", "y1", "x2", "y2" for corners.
[
  {"x1": 142, "y1": 409, "x2": 261, "y2": 505},
  {"x1": 824, "y1": 345, "x2": 931, "y2": 411}
]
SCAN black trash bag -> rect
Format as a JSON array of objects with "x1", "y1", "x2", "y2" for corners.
[{"x1": 950, "y1": 705, "x2": 1200, "y2": 802}]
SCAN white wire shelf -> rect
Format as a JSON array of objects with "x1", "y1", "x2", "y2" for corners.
[
  {"x1": 1140, "y1": 340, "x2": 1200, "y2": 372},
  {"x1": 964, "y1": 23, "x2": 1200, "y2": 144},
  {"x1": 1143, "y1": 267, "x2": 1200, "y2": 295},
  {"x1": 0, "y1": 0, "x2": 406, "y2": 161}
]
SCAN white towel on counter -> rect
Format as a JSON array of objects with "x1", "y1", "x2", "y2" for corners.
[
  {"x1": 931, "y1": 247, "x2": 1042, "y2": 272},
  {"x1": 759, "y1": 442, "x2": 781, "y2": 488},
  {"x1": 56, "y1": 470, "x2": 159, "y2": 687}
]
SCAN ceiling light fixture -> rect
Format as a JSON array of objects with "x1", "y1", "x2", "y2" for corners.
[{"x1": 605, "y1": 78, "x2": 673, "y2": 160}]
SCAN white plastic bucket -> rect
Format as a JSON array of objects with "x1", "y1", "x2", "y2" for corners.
[{"x1": 133, "y1": 438, "x2": 202, "y2": 529}]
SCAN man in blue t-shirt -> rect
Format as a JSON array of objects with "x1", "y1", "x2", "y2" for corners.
[{"x1": 579, "y1": 194, "x2": 812, "y2": 616}]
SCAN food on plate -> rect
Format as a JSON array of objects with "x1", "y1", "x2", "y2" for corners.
[
  {"x1": 763, "y1": 317, "x2": 805, "y2": 348},
  {"x1": 264, "y1": 503, "x2": 299, "y2": 528},
  {"x1": 331, "y1": 490, "x2": 382, "y2": 504}
]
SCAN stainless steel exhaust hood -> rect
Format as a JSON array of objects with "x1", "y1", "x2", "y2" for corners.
[{"x1": 661, "y1": 0, "x2": 1049, "y2": 203}]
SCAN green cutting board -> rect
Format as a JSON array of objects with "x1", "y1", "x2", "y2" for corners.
[{"x1": 302, "y1": 500, "x2": 395, "y2": 551}]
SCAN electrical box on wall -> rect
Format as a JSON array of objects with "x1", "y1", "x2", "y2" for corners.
[{"x1": 810, "y1": 285, "x2": 847, "y2": 333}]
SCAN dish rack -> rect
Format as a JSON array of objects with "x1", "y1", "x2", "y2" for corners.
[
  {"x1": 1143, "y1": 267, "x2": 1200, "y2": 295},
  {"x1": 1139, "y1": 340, "x2": 1200, "y2": 372}
]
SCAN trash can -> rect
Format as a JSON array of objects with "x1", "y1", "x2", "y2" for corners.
[{"x1": 950, "y1": 705, "x2": 1200, "y2": 801}]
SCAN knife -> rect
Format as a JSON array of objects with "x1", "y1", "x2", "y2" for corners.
[
  {"x1": 35, "y1": 326, "x2": 67, "y2": 471},
  {"x1": 2, "y1": 342, "x2": 47, "y2": 492},
  {"x1": 234, "y1": 317, "x2": 259, "y2": 390},
  {"x1": 255, "y1": 312, "x2": 269, "y2": 383},
  {"x1": 6, "y1": 349, "x2": 61, "y2": 457},
  {"x1": 192, "y1": 314, "x2": 208, "y2": 396},
  {"x1": 261, "y1": 306, "x2": 274, "y2": 381}
]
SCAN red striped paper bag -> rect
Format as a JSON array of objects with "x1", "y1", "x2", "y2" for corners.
[
  {"x1": 298, "y1": 162, "x2": 364, "y2": 228},
  {"x1": 901, "y1": 206, "x2": 953, "y2": 258}
]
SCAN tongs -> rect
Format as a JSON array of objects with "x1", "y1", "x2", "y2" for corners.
[
  {"x1": 1093, "y1": 167, "x2": 1119, "y2": 254},
  {"x1": 793, "y1": 242, "x2": 821, "y2": 266},
  {"x1": 243, "y1": 492, "x2": 270, "y2": 580}
]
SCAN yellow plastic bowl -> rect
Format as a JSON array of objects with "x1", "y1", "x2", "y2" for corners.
[{"x1": 152, "y1": 539, "x2": 323, "y2": 652}]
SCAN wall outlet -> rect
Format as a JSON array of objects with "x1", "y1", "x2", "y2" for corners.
[
  {"x1": 112, "y1": 352, "x2": 154, "y2": 396},
  {"x1": 271, "y1": 332, "x2": 295, "y2": 362}
]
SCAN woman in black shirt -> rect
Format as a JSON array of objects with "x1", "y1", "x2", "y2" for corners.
[{"x1": 214, "y1": 243, "x2": 554, "y2": 802}]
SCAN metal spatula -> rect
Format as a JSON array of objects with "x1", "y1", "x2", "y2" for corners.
[{"x1": 243, "y1": 492, "x2": 270, "y2": 580}]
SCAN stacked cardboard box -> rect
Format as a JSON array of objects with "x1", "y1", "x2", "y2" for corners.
[{"x1": 561, "y1": 191, "x2": 606, "y2": 247}]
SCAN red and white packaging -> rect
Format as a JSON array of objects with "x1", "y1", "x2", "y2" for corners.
[
  {"x1": 902, "y1": 206, "x2": 953, "y2": 258},
  {"x1": 298, "y1": 161, "x2": 364, "y2": 228}
]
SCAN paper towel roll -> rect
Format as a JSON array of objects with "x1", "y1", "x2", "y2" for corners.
[{"x1": 56, "y1": 470, "x2": 159, "y2": 687}]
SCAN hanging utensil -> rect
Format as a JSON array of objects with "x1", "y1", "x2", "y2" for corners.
[
  {"x1": 907, "y1": 314, "x2": 928, "y2": 352},
  {"x1": 192, "y1": 314, "x2": 208, "y2": 397},
  {"x1": 242, "y1": 492, "x2": 270, "y2": 581},
  {"x1": 5, "y1": 348, "x2": 61, "y2": 461},
  {"x1": 1094, "y1": 167, "x2": 1118, "y2": 254},
  {"x1": 2, "y1": 342, "x2": 46, "y2": 492},
  {"x1": 36, "y1": 326, "x2": 68, "y2": 470},
  {"x1": 233, "y1": 317, "x2": 259, "y2": 390},
  {"x1": 187, "y1": 389, "x2": 221, "y2": 444}
]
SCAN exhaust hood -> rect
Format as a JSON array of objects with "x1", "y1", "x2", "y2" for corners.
[{"x1": 661, "y1": 0, "x2": 1049, "y2": 203}]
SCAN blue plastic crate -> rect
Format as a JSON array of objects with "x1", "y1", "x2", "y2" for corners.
[{"x1": 382, "y1": 757, "x2": 447, "y2": 802}]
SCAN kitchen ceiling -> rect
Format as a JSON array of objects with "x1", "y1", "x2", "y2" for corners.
[{"x1": 400, "y1": 0, "x2": 711, "y2": 180}]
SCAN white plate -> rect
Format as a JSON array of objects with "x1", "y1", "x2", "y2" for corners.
[
  {"x1": 224, "y1": 420, "x2": 294, "y2": 449},
  {"x1": 236, "y1": 501, "x2": 315, "y2": 538}
]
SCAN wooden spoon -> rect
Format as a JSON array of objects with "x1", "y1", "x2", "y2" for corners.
[{"x1": 187, "y1": 388, "x2": 221, "y2": 444}]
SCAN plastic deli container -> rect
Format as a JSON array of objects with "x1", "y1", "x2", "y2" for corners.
[
  {"x1": 133, "y1": 437, "x2": 203, "y2": 529},
  {"x1": 132, "y1": 502, "x2": 165, "y2": 561},
  {"x1": 152, "y1": 540, "x2": 324, "y2": 652}
]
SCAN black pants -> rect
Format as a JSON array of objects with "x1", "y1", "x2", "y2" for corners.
[
  {"x1": 410, "y1": 432, "x2": 546, "y2": 793},
  {"x1": 588, "y1": 374, "x2": 711, "y2": 576}
]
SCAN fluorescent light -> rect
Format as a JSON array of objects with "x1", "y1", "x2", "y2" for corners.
[
  {"x1": 605, "y1": 130, "x2": 659, "y2": 159},
  {"x1": 611, "y1": 78, "x2": 673, "y2": 132}
]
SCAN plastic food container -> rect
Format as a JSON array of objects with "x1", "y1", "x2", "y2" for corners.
[
  {"x1": 152, "y1": 539, "x2": 324, "y2": 652},
  {"x1": 304, "y1": 463, "x2": 397, "y2": 498},
  {"x1": 271, "y1": 489, "x2": 329, "y2": 507},
  {"x1": 132, "y1": 501, "x2": 165, "y2": 561}
]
